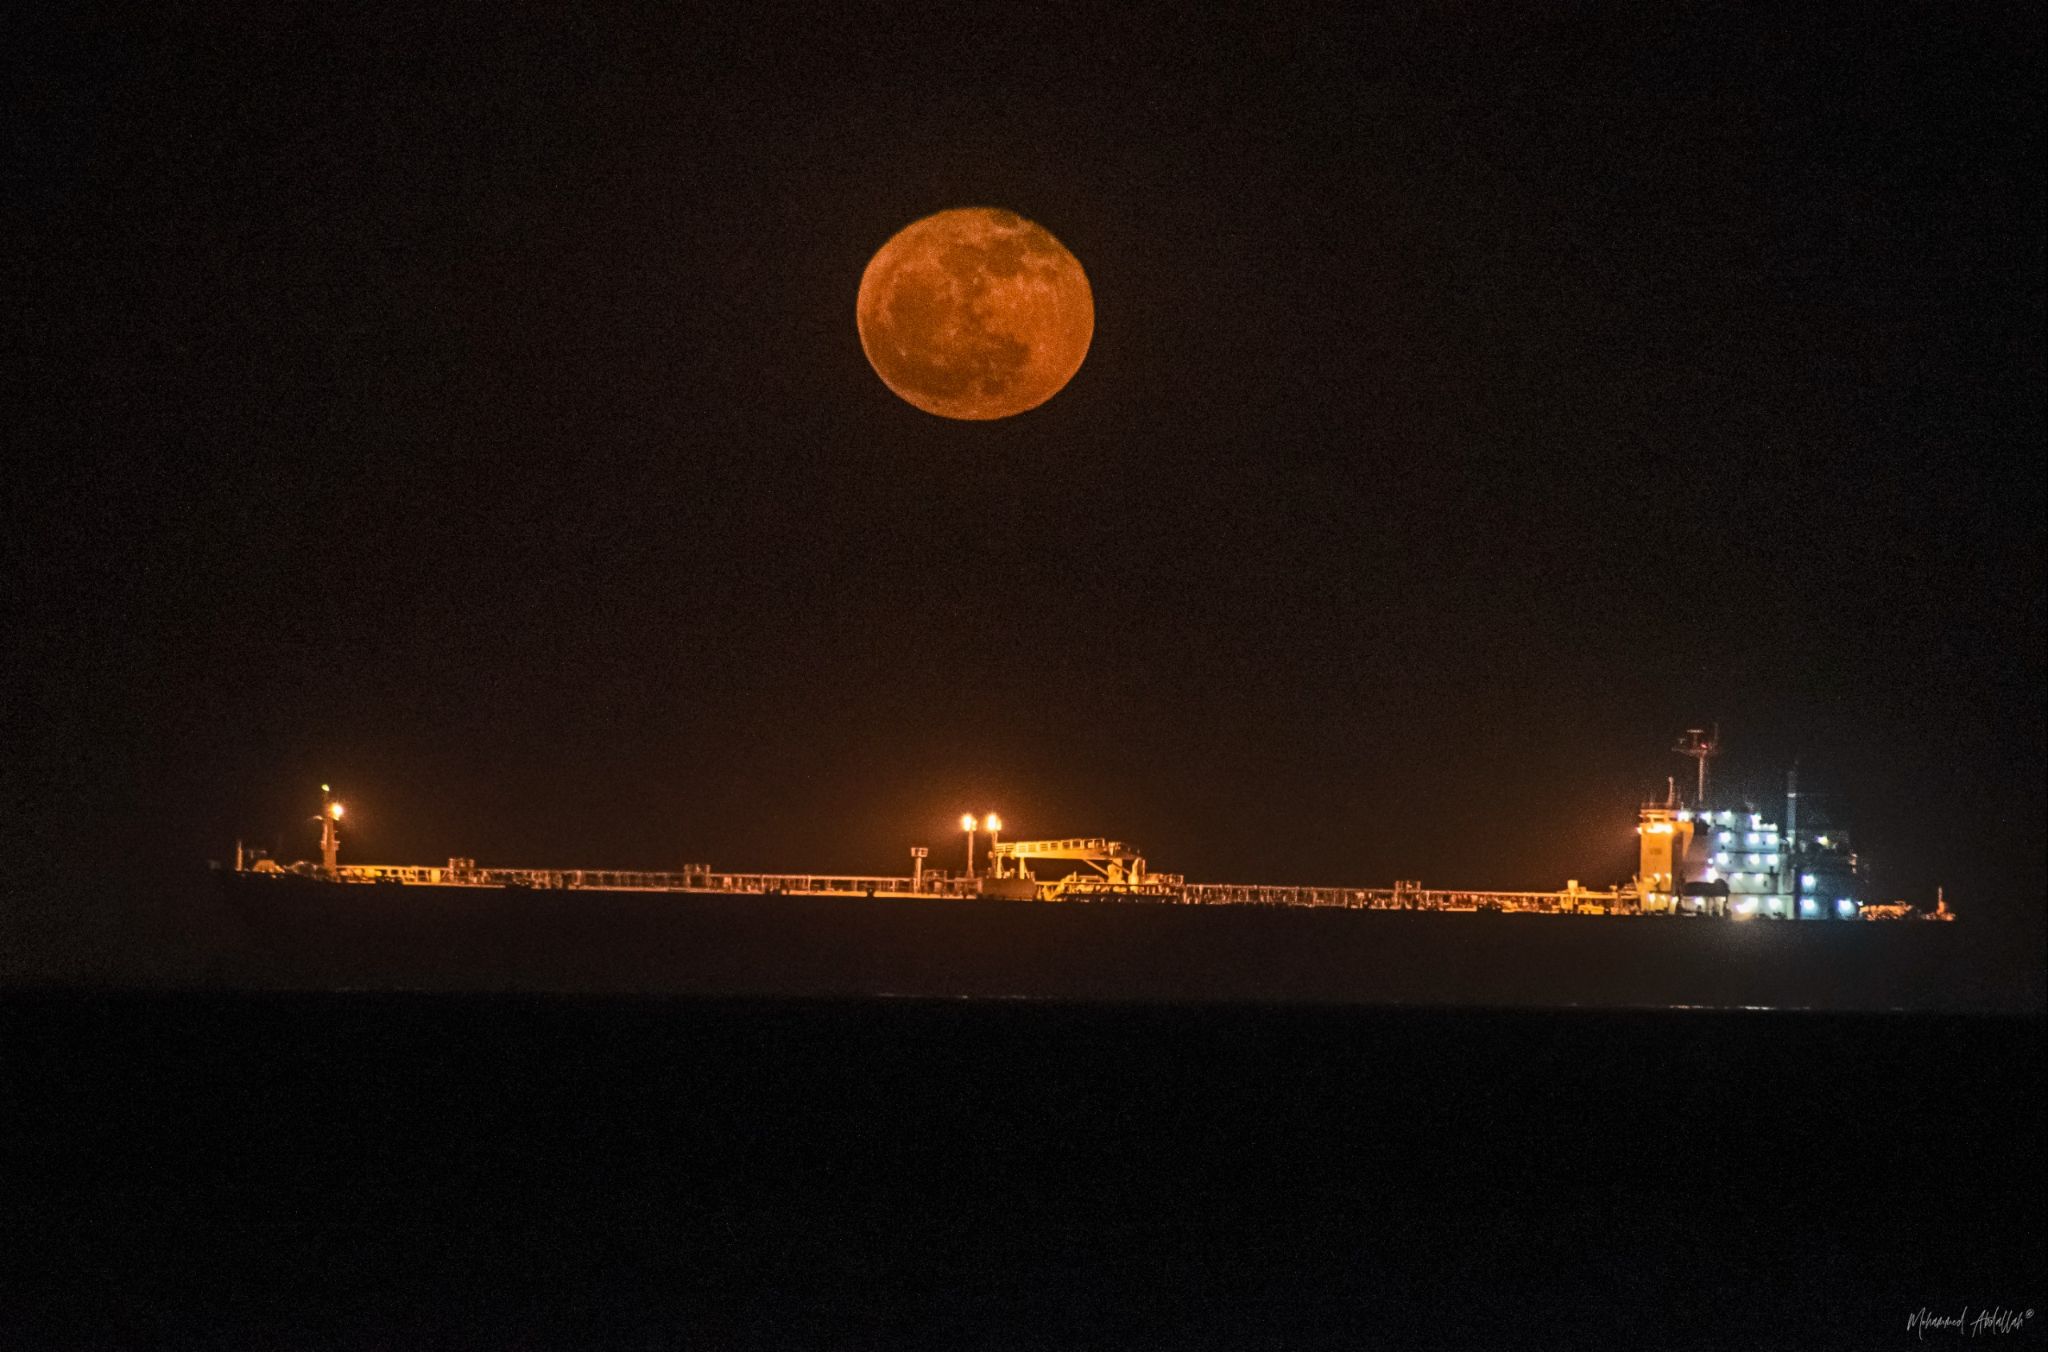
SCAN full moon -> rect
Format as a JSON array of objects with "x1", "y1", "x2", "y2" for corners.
[{"x1": 856, "y1": 207, "x2": 1094, "y2": 420}]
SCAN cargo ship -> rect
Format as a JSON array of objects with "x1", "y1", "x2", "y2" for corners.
[{"x1": 215, "y1": 732, "x2": 1985, "y2": 1010}]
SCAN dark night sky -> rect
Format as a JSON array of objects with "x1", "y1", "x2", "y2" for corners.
[{"x1": 9, "y1": 6, "x2": 2043, "y2": 928}]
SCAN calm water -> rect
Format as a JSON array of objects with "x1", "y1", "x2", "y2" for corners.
[{"x1": 5, "y1": 995, "x2": 2041, "y2": 1349}]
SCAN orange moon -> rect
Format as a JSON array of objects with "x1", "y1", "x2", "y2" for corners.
[{"x1": 856, "y1": 207, "x2": 1094, "y2": 420}]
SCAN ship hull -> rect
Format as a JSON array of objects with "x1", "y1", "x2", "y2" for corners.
[{"x1": 212, "y1": 872, "x2": 2026, "y2": 1011}]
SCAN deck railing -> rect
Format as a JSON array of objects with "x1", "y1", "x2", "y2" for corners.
[{"x1": 288, "y1": 862, "x2": 1636, "y2": 912}]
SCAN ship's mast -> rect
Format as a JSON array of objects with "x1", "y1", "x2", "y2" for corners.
[
  {"x1": 318, "y1": 783, "x2": 343, "y2": 875},
  {"x1": 1785, "y1": 762, "x2": 1800, "y2": 920},
  {"x1": 1674, "y1": 726, "x2": 1720, "y2": 808}
]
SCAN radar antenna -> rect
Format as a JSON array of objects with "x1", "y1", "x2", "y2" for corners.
[{"x1": 1674, "y1": 726, "x2": 1720, "y2": 808}]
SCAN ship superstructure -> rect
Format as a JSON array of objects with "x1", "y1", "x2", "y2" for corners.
[{"x1": 1634, "y1": 729, "x2": 1880, "y2": 919}]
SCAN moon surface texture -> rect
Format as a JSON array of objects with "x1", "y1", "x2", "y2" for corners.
[{"x1": 857, "y1": 207, "x2": 1094, "y2": 420}]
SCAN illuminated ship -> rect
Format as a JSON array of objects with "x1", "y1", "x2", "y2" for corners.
[{"x1": 212, "y1": 742, "x2": 1981, "y2": 1009}]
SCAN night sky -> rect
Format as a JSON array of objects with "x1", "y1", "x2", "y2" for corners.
[{"x1": 12, "y1": 7, "x2": 2043, "y2": 929}]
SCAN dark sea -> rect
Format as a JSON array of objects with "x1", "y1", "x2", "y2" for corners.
[{"x1": 3, "y1": 994, "x2": 2040, "y2": 1350}]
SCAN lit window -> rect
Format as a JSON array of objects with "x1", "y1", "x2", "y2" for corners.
[{"x1": 1719, "y1": 831, "x2": 1732, "y2": 844}]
